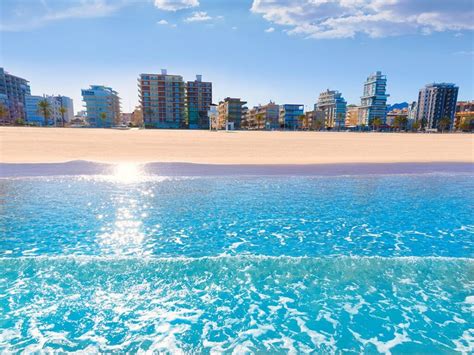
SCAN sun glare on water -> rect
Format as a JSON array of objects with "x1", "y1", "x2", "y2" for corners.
[{"x1": 112, "y1": 163, "x2": 144, "y2": 183}]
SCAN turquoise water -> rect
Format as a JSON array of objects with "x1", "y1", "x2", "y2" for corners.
[{"x1": 0, "y1": 173, "x2": 473, "y2": 352}]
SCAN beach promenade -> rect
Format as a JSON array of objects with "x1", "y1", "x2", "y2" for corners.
[{"x1": 1, "y1": 127, "x2": 472, "y2": 164}]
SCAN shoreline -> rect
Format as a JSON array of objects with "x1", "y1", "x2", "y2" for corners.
[{"x1": 1, "y1": 161, "x2": 472, "y2": 177}]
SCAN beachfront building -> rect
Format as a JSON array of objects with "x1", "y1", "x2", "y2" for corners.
[
  {"x1": 345, "y1": 105, "x2": 359, "y2": 127},
  {"x1": 81, "y1": 85, "x2": 121, "y2": 128},
  {"x1": 217, "y1": 97, "x2": 247, "y2": 130},
  {"x1": 208, "y1": 104, "x2": 219, "y2": 130},
  {"x1": 186, "y1": 75, "x2": 212, "y2": 129},
  {"x1": 139, "y1": 70, "x2": 186, "y2": 129},
  {"x1": 279, "y1": 104, "x2": 304, "y2": 130},
  {"x1": 416, "y1": 83, "x2": 458, "y2": 131},
  {"x1": 0, "y1": 67, "x2": 31, "y2": 124},
  {"x1": 316, "y1": 89, "x2": 347, "y2": 130},
  {"x1": 130, "y1": 106, "x2": 143, "y2": 127},
  {"x1": 243, "y1": 101, "x2": 280, "y2": 130},
  {"x1": 25, "y1": 95, "x2": 74, "y2": 126},
  {"x1": 0, "y1": 94, "x2": 10, "y2": 125},
  {"x1": 454, "y1": 101, "x2": 474, "y2": 131},
  {"x1": 358, "y1": 71, "x2": 389, "y2": 127}
]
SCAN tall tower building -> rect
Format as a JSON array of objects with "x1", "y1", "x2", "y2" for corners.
[
  {"x1": 81, "y1": 85, "x2": 121, "y2": 128},
  {"x1": 186, "y1": 75, "x2": 212, "y2": 129},
  {"x1": 139, "y1": 69, "x2": 185, "y2": 129},
  {"x1": 0, "y1": 67, "x2": 31, "y2": 123},
  {"x1": 316, "y1": 89, "x2": 347, "y2": 129},
  {"x1": 358, "y1": 71, "x2": 389, "y2": 126},
  {"x1": 416, "y1": 83, "x2": 458, "y2": 130}
]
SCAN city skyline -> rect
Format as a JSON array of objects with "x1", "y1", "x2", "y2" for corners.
[{"x1": 1, "y1": 0, "x2": 473, "y2": 111}]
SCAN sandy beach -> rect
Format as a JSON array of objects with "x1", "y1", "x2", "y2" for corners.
[{"x1": 0, "y1": 127, "x2": 472, "y2": 164}]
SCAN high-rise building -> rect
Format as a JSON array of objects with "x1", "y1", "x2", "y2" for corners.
[
  {"x1": 416, "y1": 83, "x2": 458, "y2": 130},
  {"x1": 25, "y1": 94, "x2": 75, "y2": 126},
  {"x1": 316, "y1": 89, "x2": 347, "y2": 129},
  {"x1": 217, "y1": 97, "x2": 247, "y2": 130},
  {"x1": 243, "y1": 101, "x2": 280, "y2": 130},
  {"x1": 186, "y1": 75, "x2": 212, "y2": 129},
  {"x1": 358, "y1": 71, "x2": 389, "y2": 126},
  {"x1": 139, "y1": 69, "x2": 185, "y2": 129},
  {"x1": 81, "y1": 85, "x2": 121, "y2": 128},
  {"x1": 0, "y1": 67, "x2": 31, "y2": 124},
  {"x1": 279, "y1": 104, "x2": 304, "y2": 130}
]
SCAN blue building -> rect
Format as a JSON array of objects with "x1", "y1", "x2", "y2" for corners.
[
  {"x1": 279, "y1": 104, "x2": 304, "y2": 130},
  {"x1": 416, "y1": 83, "x2": 458, "y2": 130},
  {"x1": 0, "y1": 67, "x2": 31, "y2": 124},
  {"x1": 81, "y1": 85, "x2": 121, "y2": 128},
  {"x1": 316, "y1": 89, "x2": 347, "y2": 130},
  {"x1": 358, "y1": 71, "x2": 389, "y2": 126},
  {"x1": 25, "y1": 95, "x2": 75, "y2": 126}
]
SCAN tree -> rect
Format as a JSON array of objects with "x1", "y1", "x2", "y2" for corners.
[
  {"x1": 412, "y1": 120, "x2": 421, "y2": 132},
  {"x1": 421, "y1": 117, "x2": 427, "y2": 131},
  {"x1": 37, "y1": 99, "x2": 52, "y2": 126},
  {"x1": 460, "y1": 119, "x2": 473, "y2": 132},
  {"x1": 255, "y1": 113, "x2": 264, "y2": 130},
  {"x1": 393, "y1": 115, "x2": 408, "y2": 132},
  {"x1": 313, "y1": 118, "x2": 324, "y2": 131},
  {"x1": 100, "y1": 112, "x2": 107, "y2": 128},
  {"x1": 298, "y1": 114, "x2": 306, "y2": 130},
  {"x1": 58, "y1": 106, "x2": 67, "y2": 127},
  {"x1": 438, "y1": 117, "x2": 451, "y2": 133},
  {"x1": 372, "y1": 117, "x2": 382, "y2": 131},
  {"x1": 0, "y1": 102, "x2": 8, "y2": 125}
]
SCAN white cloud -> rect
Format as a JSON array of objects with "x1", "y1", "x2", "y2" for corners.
[
  {"x1": 250, "y1": 0, "x2": 474, "y2": 39},
  {"x1": 157, "y1": 19, "x2": 169, "y2": 25},
  {"x1": 232, "y1": 26, "x2": 238, "y2": 30},
  {"x1": 184, "y1": 11, "x2": 212, "y2": 22},
  {"x1": 154, "y1": 0, "x2": 199, "y2": 11},
  {"x1": 264, "y1": 27, "x2": 275, "y2": 33}
]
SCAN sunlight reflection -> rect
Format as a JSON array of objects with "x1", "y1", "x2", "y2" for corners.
[{"x1": 112, "y1": 163, "x2": 143, "y2": 184}]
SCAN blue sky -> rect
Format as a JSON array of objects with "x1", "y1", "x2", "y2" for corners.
[{"x1": 1, "y1": 0, "x2": 473, "y2": 113}]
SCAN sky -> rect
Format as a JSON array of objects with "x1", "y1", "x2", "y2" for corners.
[{"x1": 1, "y1": 0, "x2": 473, "y2": 113}]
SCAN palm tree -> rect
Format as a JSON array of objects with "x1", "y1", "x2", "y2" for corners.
[
  {"x1": 412, "y1": 120, "x2": 421, "y2": 132},
  {"x1": 298, "y1": 114, "x2": 306, "y2": 130},
  {"x1": 0, "y1": 102, "x2": 8, "y2": 125},
  {"x1": 393, "y1": 115, "x2": 408, "y2": 132},
  {"x1": 37, "y1": 99, "x2": 52, "y2": 126},
  {"x1": 58, "y1": 106, "x2": 67, "y2": 127},
  {"x1": 100, "y1": 112, "x2": 107, "y2": 128},
  {"x1": 372, "y1": 117, "x2": 382, "y2": 131},
  {"x1": 255, "y1": 113, "x2": 264, "y2": 130},
  {"x1": 438, "y1": 117, "x2": 451, "y2": 133}
]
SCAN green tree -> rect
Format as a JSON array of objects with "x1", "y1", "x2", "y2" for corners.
[
  {"x1": 460, "y1": 119, "x2": 473, "y2": 132},
  {"x1": 298, "y1": 114, "x2": 306, "y2": 130},
  {"x1": 0, "y1": 102, "x2": 8, "y2": 125},
  {"x1": 438, "y1": 117, "x2": 451, "y2": 133},
  {"x1": 393, "y1": 115, "x2": 408, "y2": 132},
  {"x1": 100, "y1": 112, "x2": 107, "y2": 128},
  {"x1": 255, "y1": 113, "x2": 264, "y2": 130},
  {"x1": 313, "y1": 118, "x2": 324, "y2": 131},
  {"x1": 37, "y1": 99, "x2": 52, "y2": 126},
  {"x1": 372, "y1": 117, "x2": 382, "y2": 131},
  {"x1": 58, "y1": 106, "x2": 67, "y2": 127},
  {"x1": 412, "y1": 120, "x2": 421, "y2": 132}
]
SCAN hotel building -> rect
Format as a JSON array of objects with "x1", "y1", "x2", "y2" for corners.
[
  {"x1": 186, "y1": 75, "x2": 212, "y2": 129},
  {"x1": 279, "y1": 104, "x2": 304, "y2": 130},
  {"x1": 416, "y1": 83, "x2": 458, "y2": 130},
  {"x1": 454, "y1": 101, "x2": 473, "y2": 131},
  {"x1": 358, "y1": 71, "x2": 389, "y2": 126},
  {"x1": 316, "y1": 89, "x2": 347, "y2": 129},
  {"x1": 217, "y1": 97, "x2": 247, "y2": 130},
  {"x1": 25, "y1": 95, "x2": 74, "y2": 126},
  {"x1": 139, "y1": 70, "x2": 186, "y2": 129},
  {"x1": 0, "y1": 67, "x2": 31, "y2": 124},
  {"x1": 81, "y1": 85, "x2": 121, "y2": 128},
  {"x1": 243, "y1": 101, "x2": 280, "y2": 130}
]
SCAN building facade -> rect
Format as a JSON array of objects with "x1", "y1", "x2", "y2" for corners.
[
  {"x1": 345, "y1": 105, "x2": 359, "y2": 127},
  {"x1": 358, "y1": 71, "x2": 389, "y2": 126},
  {"x1": 25, "y1": 94, "x2": 74, "y2": 126},
  {"x1": 139, "y1": 70, "x2": 185, "y2": 129},
  {"x1": 243, "y1": 101, "x2": 280, "y2": 130},
  {"x1": 279, "y1": 104, "x2": 304, "y2": 130},
  {"x1": 316, "y1": 89, "x2": 347, "y2": 129},
  {"x1": 186, "y1": 75, "x2": 212, "y2": 129},
  {"x1": 0, "y1": 67, "x2": 31, "y2": 124},
  {"x1": 455, "y1": 101, "x2": 474, "y2": 131},
  {"x1": 81, "y1": 85, "x2": 121, "y2": 128},
  {"x1": 416, "y1": 83, "x2": 459, "y2": 130},
  {"x1": 217, "y1": 97, "x2": 247, "y2": 130}
]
